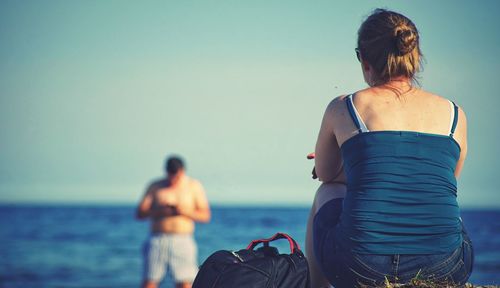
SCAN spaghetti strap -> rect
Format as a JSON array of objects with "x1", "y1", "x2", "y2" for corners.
[
  {"x1": 346, "y1": 94, "x2": 369, "y2": 133},
  {"x1": 449, "y1": 101, "x2": 459, "y2": 137}
]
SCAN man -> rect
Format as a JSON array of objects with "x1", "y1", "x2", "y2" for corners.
[{"x1": 136, "y1": 156, "x2": 211, "y2": 288}]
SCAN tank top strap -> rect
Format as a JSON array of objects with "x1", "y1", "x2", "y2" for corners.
[
  {"x1": 346, "y1": 94, "x2": 369, "y2": 133},
  {"x1": 449, "y1": 101, "x2": 459, "y2": 137}
]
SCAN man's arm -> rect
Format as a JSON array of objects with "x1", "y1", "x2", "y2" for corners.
[
  {"x1": 136, "y1": 183, "x2": 179, "y2": 220},
  {"x1": 136, "y1": 187, "x2": 153, "y2": 220},
  {"x1": 178, "y1": 181, "x2": 211, "y2": 223},
  {"x1": 150, "y1": 205, "x2": 179, "y2": 219}
]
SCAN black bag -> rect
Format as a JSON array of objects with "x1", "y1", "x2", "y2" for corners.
[{"x1": 192, "y1": 233, "x2": 310, "y2": 288}]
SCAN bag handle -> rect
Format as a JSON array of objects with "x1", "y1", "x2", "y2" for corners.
[{"x1": 246, "y1": 232, "x2": 301, "y2": 254}]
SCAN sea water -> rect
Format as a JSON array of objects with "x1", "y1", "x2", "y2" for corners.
[{"x1": 0, "y1": 205, "x2": 498, "y2": 287}]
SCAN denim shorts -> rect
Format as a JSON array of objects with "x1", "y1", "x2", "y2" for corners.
[{"x1": 313, "y1": 199, "x2": 474, "y2": 288}]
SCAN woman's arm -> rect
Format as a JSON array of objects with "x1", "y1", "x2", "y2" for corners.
[
  {"x1": 314, "y1": 98, "x2": 345, "y2": 183},
  {"x1": 454, "y1": 107, "x2": 468, "y2": 178}
]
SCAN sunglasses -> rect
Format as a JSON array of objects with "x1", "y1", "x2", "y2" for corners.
[{"x1": 355, "y1": 48, "x2": 361, "y2": 62}]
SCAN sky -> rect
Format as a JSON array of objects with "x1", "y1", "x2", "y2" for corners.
[{"x1": 1, "y1": 0, "x2": 499, "y2": 207}]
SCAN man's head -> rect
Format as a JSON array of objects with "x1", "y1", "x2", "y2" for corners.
[{"x1": 164, "y1": 155, "x2": 185, "y2": 178}]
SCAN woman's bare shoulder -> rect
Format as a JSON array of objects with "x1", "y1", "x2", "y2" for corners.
[
  {"x1": 326, "y1": 94, "x2": 350, "y2": 113},
  {"x1": 419, "y1": 90, "x2": 451, "y2": 102},
  {"x1": 428, "y1": 92, "x2": 466, "y2": 116},
  {"x1": 418, "y1": 90, "x2": 468, "y2": 116},
  {"x1": 319, "y1": 95, "x2": 351, "y2": 128}
]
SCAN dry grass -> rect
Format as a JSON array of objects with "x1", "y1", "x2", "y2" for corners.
[
  {"x1": 365, "y1": 278, "x2": 498, "y2": 288},
  {"x1": 355, "y1": 273, "x2": 498, "y2": 288},
  {"x1": 375, "y1": 282, "x2": 497, "y2": 288}
]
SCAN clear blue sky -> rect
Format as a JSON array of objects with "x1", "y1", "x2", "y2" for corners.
[{"x1": 1, "y1": 0, "x2": 499, "y2": 207}]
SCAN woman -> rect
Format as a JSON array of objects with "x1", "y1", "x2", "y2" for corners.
[{"x1": 305, "y1": 9, "x2": 474, "y2": 287}]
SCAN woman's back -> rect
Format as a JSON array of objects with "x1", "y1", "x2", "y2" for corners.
[
  {"x1": 335, "y1": 89, "x2": 463, "y2": 254},
  {"x1": 332, "y1": 87, "x2": 466, "y2": 151}
]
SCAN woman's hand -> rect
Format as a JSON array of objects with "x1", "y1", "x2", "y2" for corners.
[{"x1": 307, "y1": 153, "x2": 318, "y2": 179}]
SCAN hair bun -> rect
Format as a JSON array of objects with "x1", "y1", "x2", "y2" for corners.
[{"x1": 395, "y1": 28, "x2": 417, "y2": 55}]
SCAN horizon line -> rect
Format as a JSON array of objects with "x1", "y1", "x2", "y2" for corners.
[{"x1": 1, "y1": 200, "x2": 499, "y2": 210}]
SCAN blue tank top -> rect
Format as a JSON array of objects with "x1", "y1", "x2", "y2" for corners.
[{"x1": 336, "y1": 94, "x2": 463, "y2": 254}]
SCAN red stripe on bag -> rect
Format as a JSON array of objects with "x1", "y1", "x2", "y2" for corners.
[{"x1": 246, "y1": 233, "x2": 300, "y2": 253}]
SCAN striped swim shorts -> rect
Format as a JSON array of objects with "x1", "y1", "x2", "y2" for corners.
[{"x1": 143, "y1": 233, "x2": 198, "y2": 283}]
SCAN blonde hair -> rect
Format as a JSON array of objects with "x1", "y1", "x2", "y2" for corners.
[{"x1": 357, "y1": 9, "x2": 423, "y2": 86}]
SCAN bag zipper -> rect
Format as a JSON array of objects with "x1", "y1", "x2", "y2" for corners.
[{"x1": 231, "y1": 251, "x2": 244, "y2": 262}]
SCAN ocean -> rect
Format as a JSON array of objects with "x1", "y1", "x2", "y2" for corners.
[{"x1": 0, "y1": 205, "x2": 498, "y2": 287}]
